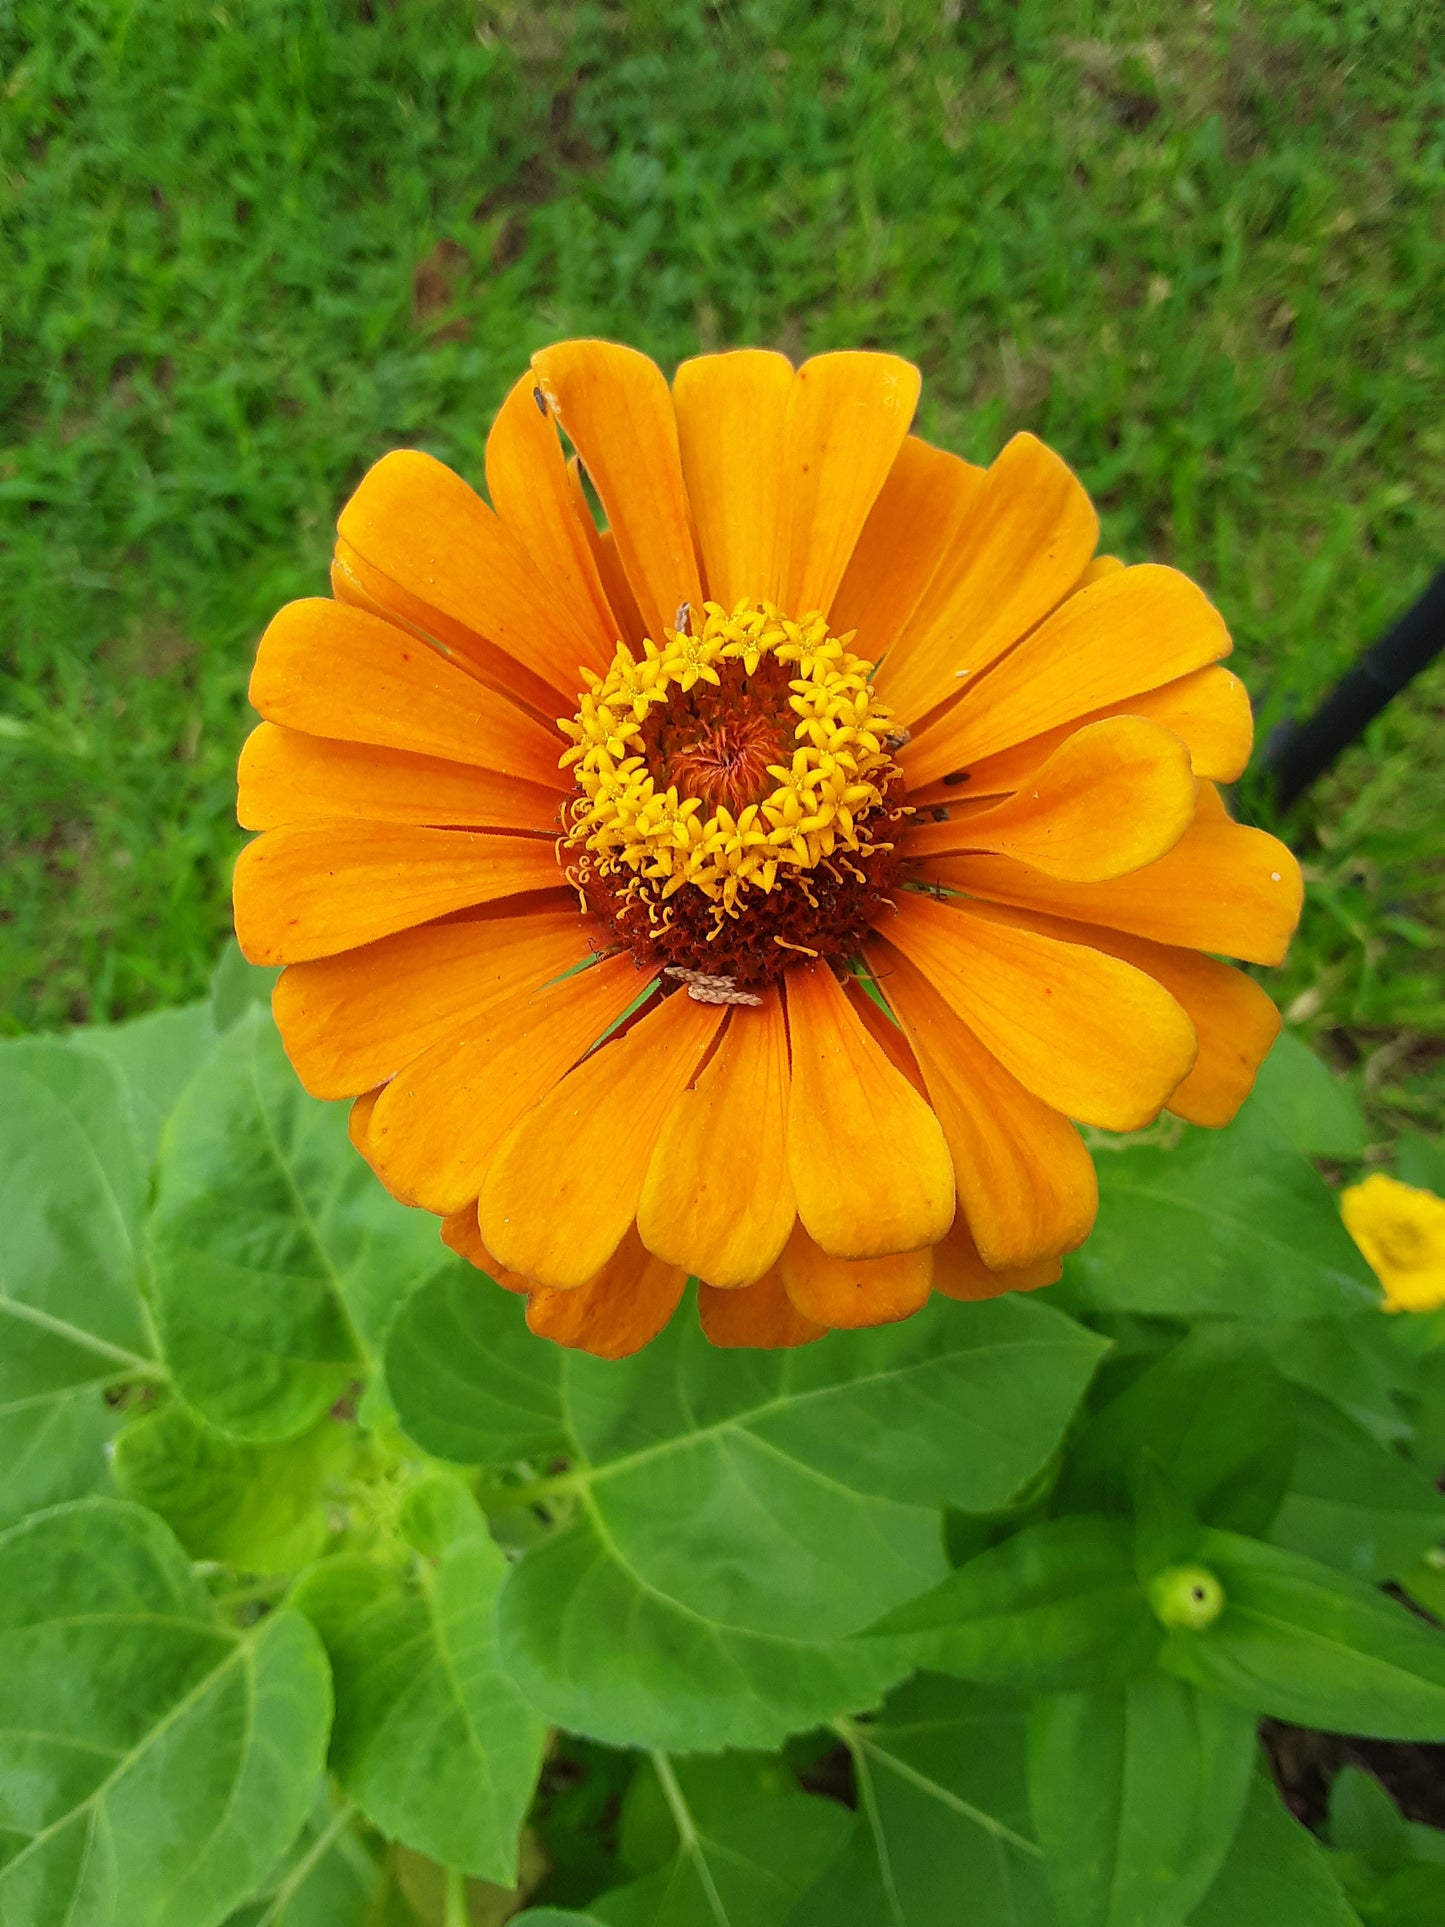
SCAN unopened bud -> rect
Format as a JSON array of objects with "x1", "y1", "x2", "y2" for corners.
[{"x1": 1147, "y1": 1563, "x2": 1225, "y2": 1631}]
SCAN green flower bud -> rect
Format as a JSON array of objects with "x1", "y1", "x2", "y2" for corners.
[{"x1": 1147, "y1": 1563, "x2": 1225, "y2": 1630}]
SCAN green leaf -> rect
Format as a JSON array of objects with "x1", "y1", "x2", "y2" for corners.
[
  {"x1": 79, "y1": 999, "x2": 219, "y2": 1166},
  {"x1": 149, "y1": 1009, "x2": 443, "y2": 1441},
  {"x1": 1255, "y1": 1314, "x2": 1414, "y2": 1448},
  {"x1": 1244, "y1": 1029, "x2": 1365, "y2": 1158},
  {"x1": 0, "y1": 1498, "x2": 331, "y2": 1927},
  {"x1": 225, "y1": 1800, "x2": 386, "y2": 1927},
  {"x1": 867, "y1": 1516, "x2": 1160, "y2": 1692},
  {"x1": 212, "y1": 938, "x2": 282, "y2": 1034},
  {"x1": 591, "y1": 1757, "x2": 849, "y2": 1927},
  {"x1": 113, "y1": 1402, "x2": 352, "y2": 1570},
  {"x1": 294, "y1": 1525, "x2": 548, "y2": 1883},
  {"x1": 0, "y1": 1037, "x2": 155, "y2": 1402},
  {"x1": 1394, "y1": 1131, "x2": 1445, "y2": 1195},
  {"x1": 1069, "y1": 1128, "x2": 1377, "y2": 1321},
  {"x1": 789, "y1": 1675, "x2": 1056, "y2": 1927},
  {"x1": 1027, "y1": 1675, "x2": 1255, "y2": 1927},
  {"x1": 498, "y1": 1295, "x2": 1103, "y2": 1750},
  {"x1": 1060, "y1": 1332, "x2": 1297, "y2": 1535},
  {"x1": 513, "y1": 1915, "x2": 607, "y2": 1926},
  {"x1": 0, "y1": 1387, "x2": 117, "y2": 1529},
  {"x1": 1328, "y1": 1765, "x2": 1409, "y2": 1874},
  {"x1": 1161, "y1": 1529, "x2": 1445, "y2": 1739},
  {"x1": 1189, "y1": 1770, "x2": 1362, "y2": 1926},
  {"x1": 1270, "y1": 1391, "x2": 1445, "y2": 1582},
  {"x1": 384, "y1": 1263, "x2": 564, "y2": 1467}
]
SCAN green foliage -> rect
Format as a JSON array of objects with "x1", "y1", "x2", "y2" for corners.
[{"x1": 2, "y1": 895, "x2": 1444, "y2": 1918}]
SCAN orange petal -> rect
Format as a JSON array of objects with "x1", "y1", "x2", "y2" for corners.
[
  {"x1": 249, "y1": 598, "x2": 565, "y2": 790},
  {"x1": 912, "y1": 665, "x2": 1255, "y2": 806},
  {"x1": 526, "y1": 1229, "x2": 687, "y2": 1360},
  {"x1": 439, "y1": 1204, "x2": 529, "y2": 1291},
  {"x1": 698, "y1": 1272, "x2": 827, "y2": 1350},
  {"x1": 238, "y1": 723, "x2": 564, "y2": 834},
  {"x1": 329, "y1": 538, "x2": 563, "y2": 721},
  {"x1": 902, "y1": 716, "x2": 1197, "y2": 880},
  {"x1": 922, "y1": 811, "x2": 1304, "y2": 967},
  {"x1": 233, "y1": 824, "x2": 562, "y2": 966},
  {"x1": 531, "y1": 340, "x2": 702, "y2": 644},
  {"x1": 484, "y1": 370, "x2": 619, "y2": 674},
  {"x1": 347, "y1": 1088, "x2": 384, "y2": 1173},
  {"x1": 878, "y1": 433, "x2": 1099, "y2": 727},
  {"x1": 1075, "y1": 554, "x2": 1124, "y2": 588},
  {"x1": 829, "y1": 435, "x2": 987, "y2": 665},
  {"x1": 479, "y1": 989, "x2": 726, "y2": 1288},
  {"x1": 903, "y1": 562, "x2": 1232, "y2": 789},
  {"x1": 929, "y1": 1213, "x2": 1062, "y2": 1303},
  {"x1": 777, "y1": 1224, "x2": 933, "y2": 1331},
  {"x1": 566, "y1": 459, "x2": 646, "y2": 648},
  {"x1": 636, "y1": 993, "x2": 795, "y2": 1287},
  {"x1": 367, "y1": 953, "x2": 650, "y2": 1216},
  {"x1": 673, "y1": 349, "x2": 794, "y2": 609},
  {"x1": 272, "y1": 903, "x2": 593, "y2": 1099},
  {"x1": 777, "y1": 351, "x2": 921, "y2": 617},
  {"x1": 784, "y1": 961, "x2": 954, "y2": 1259},
  {"x1": 868, "y1": 938, "x2": 1098, "y2": 1269},
  {"x1": 337, "y1": 450, "x2": 601, "y2": 703},
  {"x1": 879, "y1": 893, "x2": 1197, "y2": 1132},
  {"x1": 994, "y1": 908, "x2": 1283, "y2": 1128}
]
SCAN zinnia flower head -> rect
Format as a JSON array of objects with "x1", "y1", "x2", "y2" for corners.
[
  {"x1": 234, "y1": 340, "x2": 1302, "y2": 1358},
  {"x1": 1342, "y1": 1172, "x2": 1445, "y2": 1313}
]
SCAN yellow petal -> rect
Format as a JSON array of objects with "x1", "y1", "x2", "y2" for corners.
[
  {"x1": 880, "y1": 431, "x2": 1099, "y2": 726},
  {"x1": 697, "y1": 1271, "x2": 827, "y2": 1350},
  {"x1": 902, "y1": 716, "x2": 1196, "y2": 880},
  {"x1": 830, "y1": 435, "x2": 987, "y2": 665},
  {"x1": 868, "y1": 938, "x2": 1098, "y2": 1269},
  {"x1": 784, "y1": 961, "x2": 954, "y2": 1259},
  {"x1": 777, "y1": 1223, "x2": 933, "y2": 1331},
  {"x1": 526, "y1": 1229, "x2": 688, "y2": 1359},
  {"x1": 531, "y1": 340, "x2": 702, "y2": 644},
  {"x1": 879, "y1": 893, "x2": 1197, "y2": 1133},
  {"x1": 636, "y1": 993, "x2": 795, "y2": 1287},
  {"x1": 479, "y1": 989, "x2": 726, "y2": 1288},
  {"x1": 777, "y1": 351, "x2": 921, "y2": 617},
  {"x1": 903, "y1": 562, "x2": 1232, "y2": 789},
  {"x1": 673, "y1": 349, "x2": 794, "y2": 609},
  {"x1": 367, "y1": 953, "x2": 649, "y2": 1216}
]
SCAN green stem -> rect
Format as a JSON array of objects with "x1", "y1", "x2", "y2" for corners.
[
  {"x1": 443, "y1": 1865, "x2": 469, "y2": 1927},
  {"x1": 651, "y1": 1751, "x2": 729, "y2": 1927}
]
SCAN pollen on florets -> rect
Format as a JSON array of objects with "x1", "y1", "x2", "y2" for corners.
[{"x1": 557, "y1": 598, "x2": 908, "y2": 985}]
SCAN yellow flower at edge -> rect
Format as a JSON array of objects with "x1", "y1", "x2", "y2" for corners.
[
  {"x1": 1342, "y1": 1172, "x2": 1445, "y2": 1313},
  {"x1": 232, "y1": 339, "x2": 1303, "y2": 1359}
]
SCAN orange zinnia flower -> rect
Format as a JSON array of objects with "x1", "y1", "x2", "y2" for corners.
[{"x1": 234, "y1": 340, "x2": 1302, "y2": 1359}]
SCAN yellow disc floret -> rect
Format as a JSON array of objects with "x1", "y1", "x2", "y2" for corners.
[{"x1": 558, "y1": 599, "x2": 903, "y2": 936}]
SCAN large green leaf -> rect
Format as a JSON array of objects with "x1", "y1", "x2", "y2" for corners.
[
  {"x1": 1189, "y1": 1770, "x2": 1361, "y2": 1926},
  {"x1": 1255, "y1": 1314, "x2": 1414, "y2": 1447},
  {"x1": 0, "y1": 1499, "x2": 331, "y2": 1927},
  {"x1": 385, "y1": 1263, "x2": 565, "y2": 1467},
  {"x1": 1027, "y1": 1675, "x2": 1255, "y2": 1927},
  {"x1": 591, "y1": 1761, "x2": 849, "y2": 1927},
  {"x1": 0, "y1": 1037, "x2": 155, "y2": 1400},
  {"x1": 498, "y1": 1295, "x2": 1104, "y2": 1750},
  {"x1": 149, "y1": 1009, "x2": 443, "y2": 1441},
  {"x1": 789, "y1": 1675, "x2": 1056, "y2": 1927},
  {"x1": 0, "y1": 1387, "x2": 117, "y2": 1529},
  {"x1": 1244, "y1": 1029, "x2": 1366, "y2": 1159},
  {"x1": 114, "y1": 1403, "x2": 352, "y2": 1570},
  {"x1": 79, "y1": 1000, "x2": 219, "y2": 1166},
  {"x1": 1162, "y1": 1530, "x2": 1445, "y2": 1739},
  {"x1": 294, "y1": 1517, "x2": 547, "y2": 1883},
  {"x1": 1069, "y1": 1128, "x2": 1377, "y2": 1321},
  {"x1": 868, "y1": 1516, "x2": 1160, "y2": 1692},
  {"x1": 1270, "y1": 1391, "x2": 1445, "y2": 1582},
  {"x1": 1059, "y1": 1332, "x2": 1297, "y2": 1535},
  {"x1": 225, "y1": 1800, "x2": 388, "y2": 1927}
]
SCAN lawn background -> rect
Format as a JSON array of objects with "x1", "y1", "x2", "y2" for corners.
[{"x1": 2, "y1": 0, "x2": 1441, "y2": 1124}]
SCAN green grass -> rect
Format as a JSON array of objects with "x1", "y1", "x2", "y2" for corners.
[{"x1": 2, "y1": 0, "x2": 1442, "y2": 1118}]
